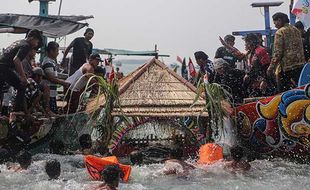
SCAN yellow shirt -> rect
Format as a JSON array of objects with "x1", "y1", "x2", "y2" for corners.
[{"x1": 271, "y1": 24, "x2": 305, "y2": 72}]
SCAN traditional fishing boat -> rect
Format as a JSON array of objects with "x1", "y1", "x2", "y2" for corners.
[
  {"x1": 85, "y1": 59, "x2": 310, "y2": 160},
  {"x1": 235, "y1": 82, "x2": 310, "y2": 159},
  {"x1": 0, "y1": 12, "x2": 94, "y2": 153}
]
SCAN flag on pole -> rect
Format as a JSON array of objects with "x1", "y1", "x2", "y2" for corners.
[
  {"x1": 188, "y1": 57, "x2": 197, "y2": 78},
  {"x1": 181, "y1": 58, "x2": 188, "y2": 80},
  {"x1": 177, "y1": 56, "x2": 183, "y2": 64},
  {"x1": 292, "y1": 0, "x2": 310, "y2": 29}
]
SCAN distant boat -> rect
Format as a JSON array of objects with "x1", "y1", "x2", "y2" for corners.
[
  {"x1": 170, "y1": 63, "x2": 180, "y2": 69},
  {"x1": 115, "y1": 62, "x2": 122, "y2": 67}
]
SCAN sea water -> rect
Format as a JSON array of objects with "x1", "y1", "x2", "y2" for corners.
[{"x1": 0, "y1": 154, "x2": 309, "y2": 190}]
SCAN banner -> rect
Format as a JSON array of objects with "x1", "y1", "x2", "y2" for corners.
[{"x1": 292, "y1": 0, "x2": 310, "y2": 29}]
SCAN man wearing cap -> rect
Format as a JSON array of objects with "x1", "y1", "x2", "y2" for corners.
[
  {"x1": 65, "y1": 53, "x2": 102, "y2": 113},
  {"x1": 24, "y1": 67, "x2": 45, "y2": 114},
  {"x1": 0, "y1": 29, "x2": 43, "y2": 113},
  {"x1": 63, "y1": 28, "x2": 94, "y2": 76},
  {"x1": 194, "y1": 51, "x2": 215, "y2": 84},
  {"x1": 215, "y1": 35, "x2": 239, "y2": 68}
]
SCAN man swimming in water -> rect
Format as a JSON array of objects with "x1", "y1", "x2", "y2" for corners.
[
  {"x1": 8, "y1": 150, "x2": 32, "y2": 171},
  {"x1": 162, "y1": 147, "x2": 195, "y2": 176},
  {"x1": 97, "y1": 165, "x2": 123, "y2": 190},
  {"x1": 45, "y1": 159, "x2": 61, "y2": 180},
  {"x1": 129, "y1": 150, "x2": 143, "y2": 166},
  {"x1": 79, "y1": 134, "x2": 94, "y2": 155},
  {"x1": 225, "y1": 146, "x2": 251, "y2": 172}
]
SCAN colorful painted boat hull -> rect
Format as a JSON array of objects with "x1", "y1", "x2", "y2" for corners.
[{"x1": 235, "y1": 84, "x2": 310, "y2": 157}]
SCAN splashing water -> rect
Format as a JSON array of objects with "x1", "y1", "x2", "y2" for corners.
[{"x1": 0, "y1": 154, "x2": 309, "y2": 190}]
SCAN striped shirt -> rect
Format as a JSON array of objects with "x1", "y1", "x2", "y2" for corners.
[{"x1": 41, "y1": 57, "x2": 58, "y2": 98}]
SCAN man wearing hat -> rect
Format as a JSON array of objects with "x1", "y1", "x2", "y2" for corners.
[
  {"x1": 65, "y1": 53, "x2": 102, "y2": 113},
  {"x1": 213, "y1": 58, "x2": 245, "y2": 104},
  {"x1": 215, "y1": 34, "x2": 239, "y2": 68},
  {"x1": 0, "y1": 29, "x2": 43, "y2": 113},
  {"x1": 23, "y1": 67, "x2": 46, "y2": 114},
  {"x1": 62, "y1": 28, "x2": 94, "y2": 76}
]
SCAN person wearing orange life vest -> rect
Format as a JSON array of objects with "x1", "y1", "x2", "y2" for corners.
[{"x1": 197, "y1": 143, "x2": 224, "y2": 165}]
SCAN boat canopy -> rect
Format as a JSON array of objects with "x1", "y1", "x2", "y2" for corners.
[
  {"x1": 94, "y1": 48, "x2": 170, "y2": 57},
  {"x1": 0, "y1": 13, "x2": 93, "y2": 38}
]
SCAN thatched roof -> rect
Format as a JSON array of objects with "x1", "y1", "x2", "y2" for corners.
[{"x1": 86, "y1": 58, "x2": 207, "y2": 117}]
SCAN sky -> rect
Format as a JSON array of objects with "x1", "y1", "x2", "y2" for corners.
[{"x1": 0, "y1": 0, "x2": 291, "y2": 66}]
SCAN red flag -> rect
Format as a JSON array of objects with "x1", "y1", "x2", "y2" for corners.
[
  {"x1": 109, "y1": 67, "x2": 115, "y2": 82},
  {"x1": 176, "y1": 56, "x2": 183, "y2": 64},
  {"x1": 188, "y1": 57, "x2": 197, "y2": 78}
]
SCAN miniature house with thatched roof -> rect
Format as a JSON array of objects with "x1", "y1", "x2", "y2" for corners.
[
  {"x1": 87, "y1": 58, "x2": 207, "y2": 116},
  {"x1": 113, "y1": 58, "x2": 207, "y2": 117},
  {"x1": 86, "y1": 58, "x2": 208, "y2": 156}
]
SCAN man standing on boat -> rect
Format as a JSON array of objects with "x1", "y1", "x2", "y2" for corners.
[
  {"x1": 215, "y1": 35, "x2": 239, "y2": 68},
  {"x1": 65, "y1": 53, "x2": 102, "y2": 113},
  {"x1": 267, "y1": 12, "x2": 305, "y2": 92},
  {"x1": 194, "y1": 51, "x2": 215, "y2": 84},
  {"x1": 41, "y1": 41, "x2": 70, "y2": 114},
  {"x1": 62, "y1": 28, "x2": 94, "y2": 76},
  {"x1": 0, "y1": 29, "x2": 42, "y2": 113}
]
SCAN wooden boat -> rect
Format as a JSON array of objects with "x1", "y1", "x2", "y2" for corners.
[
  {"x1": 235, "y1": 84, "x2": 310, "y2": 159},
  {"x1": 0, "y1": 112, "x2": 92, "y2": 154}
]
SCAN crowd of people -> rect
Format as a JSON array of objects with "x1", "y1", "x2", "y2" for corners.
[
  {"x1": 0, "y1": 130, "x2": 251, "y2": 190},
  {"x1": 193, "y1": 12, "x2": 309, "y2": 104},
  {"x1": 0, "y1": 12, "x2": 309, "y2": 117},
  {"x1": 0, "y1": 11, "x2": 309, "y2": 189}
]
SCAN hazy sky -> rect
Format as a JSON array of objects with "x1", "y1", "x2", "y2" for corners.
[{"x1": 1, "y1": 0, "x2": 290, "y2": 64}]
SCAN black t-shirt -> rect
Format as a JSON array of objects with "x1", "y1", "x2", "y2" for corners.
[
  {"x1": 215, "y1": 46, "x2": 238, "y2": 68},
  {"x1": 0, "y1": 40, "x2": 31, "y2": 69},
  {"x1": 213, "y1": 68, "x2": 245, "y2": 103},
  {"x1": 70, "y1": 37, "x2": 93, "y2": 69}
]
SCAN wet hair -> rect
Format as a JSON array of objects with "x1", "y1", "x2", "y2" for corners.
[
  {"x1": 129, "y1": 151, "x2": 143, "y2": 165},
  {"x1": 27, "y1": 29, "x2": 43, "y2": 42},
  {"x1": 272, "y1": 12, "x2": 289, "y2": 24},
  {"x1": 194, "y1": 51, "x2": 209, "y2": 60},
  {"x1": 116, "y1": 67, "x2": 120, "y2": 71},
  {"x1": 230, "y1": 146, "x2": 244, "y2": 161},
  {"x1": 45, "y1": 159, "x2": 61, "y2": 179},
  {"x1": 97, "y1": 144, "x2": 111, "y2": 156},
  {"x1": 84, "y1": 28, "x2": 94, "y2": 35},
  {"x1": 16, "y1": 150, "x2": 32, "y2": 169},
  {"x1": 94, "y1": 66, "x2": 106, "y2": 77},
  {"x1": 0, "y1": 148, "x2": 10, "y2": 164},
  {"x1": 79, "y1": 134, "x2": 92, "y2": 150},
  {"x1": 224, "y1": 34, "x2": 235, "y2": 42},
  {"x1": 295, "y1": 21, "x2": 304, "y2": 30},
  {"x1": 46, "y1": 41, "x2": 59, "y2": 53},
  {"x1": 170, "y1": 147, "x2": 183, "y2": 160},
  {"x1": 101, "y1": 165, "x2": 123, "y2": 184},
  {"x1": 244, "y1": 33, "x2": 260, "y2": 46},
  {"x1": 49, "y1": 140, "x2": 65, "y2": 155}
]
